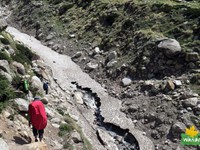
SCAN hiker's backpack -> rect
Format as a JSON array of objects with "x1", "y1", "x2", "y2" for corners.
[
  {"x1": 29, "y1": 100, "x2": 47, "y2": 130},
  {"x1": 43, "y1": 83, "x2": 48, "y2": 90},
  {"x1": 24, "y1": 79, "x2": 29, "y2": 91}
]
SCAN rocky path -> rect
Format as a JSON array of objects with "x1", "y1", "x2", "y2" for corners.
[{"x1": 4, "y1": 26, "x2": 154, "y2": 150}]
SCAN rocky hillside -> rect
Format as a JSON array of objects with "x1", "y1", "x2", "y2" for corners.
[
  {"x1": 0, "y1": 23, "x2": 93, "y2": 149},
  {"x1": 0, "y1": 0, "x2": 200, "y2": 150}
]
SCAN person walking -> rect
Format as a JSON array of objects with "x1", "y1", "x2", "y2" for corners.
[
  {"x1": 43, "y1": 82, "x2": 49, "y2": 95},
  {"x1": 28, "y1": 96, "x2": 47, "y2": 142}
]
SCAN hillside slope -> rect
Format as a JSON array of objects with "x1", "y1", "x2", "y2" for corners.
[{"x1": 0, "y1": 0, "x2": 200, "y2": 150}]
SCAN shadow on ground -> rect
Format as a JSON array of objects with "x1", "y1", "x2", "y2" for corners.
[{"x1": 13, "y1": 136, "x2": 30, "y2": 145}]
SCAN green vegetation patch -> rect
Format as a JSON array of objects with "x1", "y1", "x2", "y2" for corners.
[
  {"x1": 0, "y1": 74, "x2": 16, "y2": 112},
  {"x1": 0, "y1": 51, "x2": 11, "y2": 62},
  {"x1": 11, "y1": 43, "x2": 33, "y2": 65}
]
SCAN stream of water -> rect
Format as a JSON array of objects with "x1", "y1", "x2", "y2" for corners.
[{"x1": 73, "y1": 82, "x2": 139, "y2": 150}]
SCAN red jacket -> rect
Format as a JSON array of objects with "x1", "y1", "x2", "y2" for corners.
[{"x1": 28, "y1": 100, "x2": 47, "y2": 130}]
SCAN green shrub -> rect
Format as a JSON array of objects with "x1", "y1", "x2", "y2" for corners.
[
  {"x1": 11, "y1": 75, "x2": 21, "y2": 88},
  {"x1": 63, "y1": 143, "x2": 74, "y2": 150},
  {"x1": 58, "y1": 124, "x2": 74, "y2": 137},
  {"x1": 0, "y1": 51, "x2": 11, "y2": 62},
  {"x1": 0, "y1": 75, "x2": 16, "y2": 112},
  {"x1": 57, "y1": 108, "x2": 65, "y2": 115},
  {"x1": 12, "y1": 43, "x2": 34, "y2": 65}
]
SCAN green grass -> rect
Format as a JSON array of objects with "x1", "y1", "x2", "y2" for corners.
[
  {"x1": 0, "y1": 51, "x2": 11, "y2": 62},
  {"x1": 1, "y1": 32, "x2": 16, "y2": 49},
  {"x1": 101, "y1": 0, "x2": 129, "y2": 3},
  {"x1": 99, "y1": 0, "x2": 200, "y2": 9},
  {"x1": 124, "y1": 0, "x2": 200, "y2": 8},
  {"x1": 0, "y1": 75, "x2": 16, "y2": 113}
]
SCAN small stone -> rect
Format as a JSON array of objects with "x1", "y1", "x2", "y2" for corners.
[
  {"x1": 69, "y1": 34, "x2": 75, "y2": 38},
  {"x1": 142, "y1": 132, "x2": 146, "y2": 135},
  {"x1": 133, "y1": 120, "x2": 138, "y2": 124},
  {"x1": 186, "y1": 107, "x2": 192, "y2": 111},
  {"x1": 121, "y1": 77, "x2": 132, "y2": 86}
]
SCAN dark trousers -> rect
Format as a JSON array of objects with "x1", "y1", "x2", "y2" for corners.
[
  {"x1": 32, "y1": 127, "x2": 44, "y2": 139},
  {"x1": 45, "y1": 88, "x2": 48, "y2": 94}
]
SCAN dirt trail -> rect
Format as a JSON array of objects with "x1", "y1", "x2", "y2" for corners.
[{"x1": 0, "y1": 113, "x2": 62, "y2": 150}]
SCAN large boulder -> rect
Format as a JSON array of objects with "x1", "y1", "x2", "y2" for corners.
[
  {"x1": 158, "y1": 39, "x2": 181, "y2": 57},
  {"x1": 182, "y1": 97, "x2": 199, "y2": 108},
  {"x1": 0, "y1": 60, "x2": 11, "y2": 74},
  {"x1": 12, "y1": 61, "x2": 25, "y2": 75},
  {"x1": 14, "y1": 98, "x2": 29, "y2": 112},
  {"x1": 30, "y1": 76, "x2": 43, "y2": 92},
  {"x1": 0, "y1": 19, "x2": 7, "y2": 31},
  {"x1": 170, "y1": 122, "x2": 186, "y2": 139}
]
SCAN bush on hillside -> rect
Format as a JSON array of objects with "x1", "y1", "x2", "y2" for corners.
[
  {"x1": 0, "y1": 51, "x2": 11, "y2": 62},
  {"x1": 0, "y1": 74, "x2": 16, "y2": 112},
  {"x1": 12, "y1": 43, "x2": 34, "y2": 65},
  {"x1": 58, "y1": 124, "x2": 74, "y2": 137}
]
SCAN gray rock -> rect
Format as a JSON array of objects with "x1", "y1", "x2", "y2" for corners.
[
  {"x1": 94, "y1": 47, "x2": 100, "y2": 54},
  {"x1": 107, "y1": 51, "x2": 117, "y2": 62},
  {"x1": 151, "y1": 130, "x2": 160, "y2": 139},
  {"x1": 45, "y1": 108, "x2": 55, "y2": 119},
  {"x1": 185, "y1": 52, "x2": 199, "y2": 62},
  {"x1": 69, "y1": 34, "x2": 75, "y2": 38},
  {"x1": 71, "y1": 131, "x2": 82, "y2": 143},
  {"x1": 52, "y1": 44, "x2": 60, "y2": 51},
  {"x1": 47, "y1": 41, "x2": 54, "y2": 46},
  {"x1": 170, "y1": 122, "x2": 186, "y2": 139},
  {"x1": 14, "y1": 98, "x2": 29, "y2": 111},
  {"x1": 0, "y1": 138, "x2": 9, "y2": 150},
  {"x1": 71, "y1": 51, "x2": 83, "y2": 59},
  {"x1": 0, "y1": 19, "x2": 7, "y2": 31},
  {"x1": 182, "y1": 97, "x2": 199, "y2": 108},
  {"x1": 46, "y1": 34, "x2": 54, "y2": 41},
  {"x1": 30, "y1": 76, "x2": 43, "y2": 92},
  {"x1": 173, "y1": 80, "x2": 182, "y2": 88},
  {"x1": 12, "y1": 61, "x2": 25, "y2": 75},
  {"x1": 86, "y1": 62, "x2": 98, "y2": 70},
  {"x1": 126, "y1": 105, "x2": 139, "y2": 113},
  {"x1": 52, "y1": 123, "x2": 60, "y2": 128},
  {"x1": 51, "y1": 117, "x2": 61, "y2": 124},
  {"x1": 97, "y1": 128, "x2": 118, "y2": 150},
  {"x1": 158, "y1": 39, "x2": 181, "y2": 57},
  {"x1": 2, "y1": 110, "x2": 11, "y2": 118},
  {"x1": 41, "y1": 97, "x2": 48, "y2": 104},
  {"x1": 74, "y1": 91, "x2": 84, "y2": 104},
  {"x1": 122, "y1": 77, "x2": 132, "y2": 86},
  {"x1": 0, "y1": 60, "x2": 11, "y2": 74},
  {"x1": 107, "y1": 60, "x2": 117, "y2": 68}
]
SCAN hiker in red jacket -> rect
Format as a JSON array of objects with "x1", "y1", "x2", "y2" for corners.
[{"x1": 28, "y1": 96, "x2": 47, "y2": 142}]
